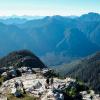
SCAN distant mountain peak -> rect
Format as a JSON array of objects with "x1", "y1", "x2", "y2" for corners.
[{"x1": 79, "y1": 12, "x2": 100, "y2": 21}]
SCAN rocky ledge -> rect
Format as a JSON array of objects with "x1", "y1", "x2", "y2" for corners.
[{"x1": 0, "y1": 68, "x2": 100, "y2": 100}]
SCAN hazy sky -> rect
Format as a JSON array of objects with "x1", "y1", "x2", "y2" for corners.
[{"x1": 0, "y1": 0, "x2": 100, "y2": 16}]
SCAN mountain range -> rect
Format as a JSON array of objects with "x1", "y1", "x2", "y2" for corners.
[{"x1": 0, "y1": 12, "x2": 100, "y2": 65}]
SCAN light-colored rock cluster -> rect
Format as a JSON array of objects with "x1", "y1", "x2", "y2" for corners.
[
  {"x1": 0, "y1": 95, "x2": 7, "y2": 100},
  {"x1": 0, "y1": 73, "x2": 74, "y2": 100},
  {"x1": 80, "y1": 90, "x2": 100, "y2": 100},
  {"x1": 0, "y1": 70, "x2": 100, "y2": 100}
]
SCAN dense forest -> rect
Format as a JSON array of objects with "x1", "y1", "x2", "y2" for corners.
[{"x1": 56, "y1": 52, "x2": 100, "y2": 93}]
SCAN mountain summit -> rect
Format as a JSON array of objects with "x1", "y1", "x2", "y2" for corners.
[{"x1": 0, "y1": 50, "x2": 46, "y2": 68}]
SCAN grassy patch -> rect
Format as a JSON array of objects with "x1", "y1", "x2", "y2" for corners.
[
  {"x1": 65, "y1": 87, "x2": 77, "y2": 97},
  {"x1": 7, "y1": 94, "x2": 38, "y2": 100},
  {"x1": 0, "y1": 76, "x2": 5, "y2": 86}
]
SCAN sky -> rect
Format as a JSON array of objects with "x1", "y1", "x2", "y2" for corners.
[{"x1": 0, "y1": 0, "x2": 100, "y2": 16}]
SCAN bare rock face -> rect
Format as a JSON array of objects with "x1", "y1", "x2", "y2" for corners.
[
  {"x1": 0, "y1": 94, "x2": 7, "y2": 100},
  {"x1": 0, "y1": 73, "x2": 100, "y2": 100},
  {"x1": 0, "y1": 74, "x2": 66, "y2": 100}
]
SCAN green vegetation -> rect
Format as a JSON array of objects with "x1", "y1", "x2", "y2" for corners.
[
  {"x1": 64, "y1": 79, "x2": 89, "y2": 98},
  {"x1": 0, "y1": 76, "x2": 5, "y2": 86},
  {"x1": 76, "y1": 78, "x2": 84, "y2": 85},
  {"x1": 7, "y1": 94, "x2": 38, "y2": 100},
  {"x1": 65, "y1": 87, "x2": 77, "y2": 97}
]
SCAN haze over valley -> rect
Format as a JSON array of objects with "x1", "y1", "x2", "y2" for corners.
[{"x1": 0, "y1": 12, "x2": 100, "y2": 66}]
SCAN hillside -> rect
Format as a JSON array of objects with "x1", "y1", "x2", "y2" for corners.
[
  {"x1": 0, "y1": 50, "x2": 46, "y2": 68},
  {"x1": 56, "y1": 52, "x2": 100, "y2": 92}
]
